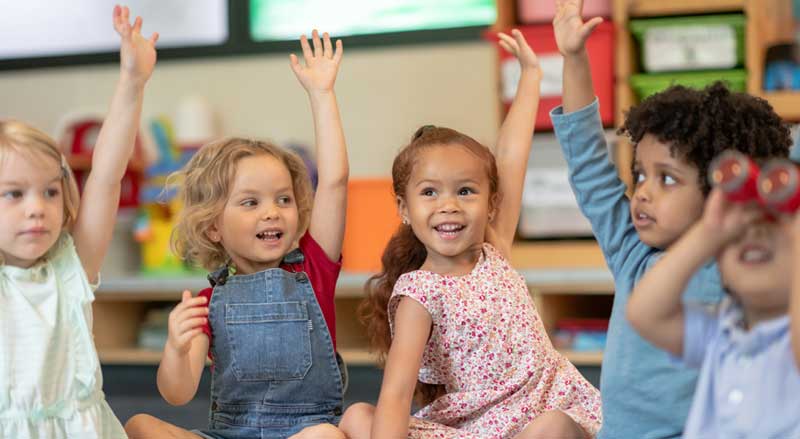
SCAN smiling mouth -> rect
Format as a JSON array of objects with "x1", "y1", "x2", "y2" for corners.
[
  {"x1": 434, "y1": 223, "x2": 465, "y2": 239},
  {"x1": 256, "y1": 230, "x2": 283, "y2": 241},
  {"x1": 739, "y1": 247, "x2": 772, "y2": 264}
]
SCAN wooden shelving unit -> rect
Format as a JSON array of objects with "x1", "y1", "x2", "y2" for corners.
[{"x1": 93, "y1": 241, "x2": 613, "y2": 369}]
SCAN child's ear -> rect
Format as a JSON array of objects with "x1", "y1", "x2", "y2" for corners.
[
  {"x1": 397, "y1": 196, "x2": 409, "y2": 225},
  {"x1": 206, "y1": 222, "x2": 222, "y2": 243}
]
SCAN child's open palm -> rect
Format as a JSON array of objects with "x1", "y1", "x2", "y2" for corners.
[
  {"x1": 553, "y1": 0, "x2": 603, "y2": 56},
  {"x1": 290, "y1": 30, "x2": 343, "y2": 93},
  {"x1": 498, "y1": 29, "x2": 542, "y2": 77},
  {"x1": 113, "y1": 4, "x2": 158, "y2": 85}
]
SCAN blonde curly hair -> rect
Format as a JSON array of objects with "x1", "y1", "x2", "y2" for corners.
[{"x1": 171, "y1": 137, "x2": 313, "y2": 271}]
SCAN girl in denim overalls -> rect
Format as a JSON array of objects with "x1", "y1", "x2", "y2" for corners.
[
  {"x1": 124, "y1": 31, "x2": 349, "y2": 439},
  {"x1": 0, "y1": 6, "x2": 157, "y2": 438}
]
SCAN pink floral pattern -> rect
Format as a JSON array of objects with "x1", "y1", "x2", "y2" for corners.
[{"x1": 388, "y1": 243, "x2": 602, "y2": 438}]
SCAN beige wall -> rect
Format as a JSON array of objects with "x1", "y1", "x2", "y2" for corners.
[{"x1": 0, "y1": 41, "x2": 500, "y2": 177}]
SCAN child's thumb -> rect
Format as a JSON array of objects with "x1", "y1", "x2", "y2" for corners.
[{"x1": 181, "y1": 290, "x2": 193, "y2": 302}]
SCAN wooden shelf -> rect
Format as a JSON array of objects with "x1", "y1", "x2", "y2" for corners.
[
  {"x1": 98, "y1": 347, "x2": 381, "y2": 367},
  {"x1": 97, "y1": 347, "x2": 601, "y2": 368},
  {"x1": 759, "y1": 92, "x2": 800, "y2": 121},
  {"x1": 96, "y1": 268, "x2": 613, "y2": 299},
  {"x1": 627, "y1": 0, "x2": 744, "y2": 17},
  {"x1": 561, "y1": 350, "x2": 604, "y2": 367}
]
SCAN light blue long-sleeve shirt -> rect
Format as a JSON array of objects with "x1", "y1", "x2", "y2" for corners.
[{"x1": 551, "y1": 100, "x2": 724, "y2": 439}]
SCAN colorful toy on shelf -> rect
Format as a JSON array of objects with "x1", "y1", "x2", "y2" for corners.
[
  {"x1": 56, "y1": 112, "x2": 145, "y2": 208},
  {"x1": 135, "y1": 117, "x2": 198, "y2": 276}
]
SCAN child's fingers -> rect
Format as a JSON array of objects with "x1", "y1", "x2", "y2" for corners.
[
  {"x1": 333, "y1": 39, "x2": 343, "y2": 64},
  {"x1": 177, "y1": 306, "x2": 209, "y2": 323},
  {"x1": 311, "y1": 29, "x2": 323, "y2": 58},
  {"x1": 178, "y1": 328, "x2": 205, "y2": 345},
  {"x1": 178, "y1": 317, "x2": 208, "y2": 334},
  {"x1": 149, "y1": 32, "x2": 159, "y2": 46},
  {"x1": 580, "y1": 17, "x2": 604, "y2": 40},
  {"x1": 133, "y1": 16, "x2": 143, "y2": 34},
  {"x1": 511, "y1": 29, "x2": 530, "y2": 50},
  {"x1": 299, "y1": 34, "x2": 313, "y2": 65},
  {"x1": 322, "y1": 32, "x2": 333, "y2": 59},
  {"x1": 498, "y1": 40, "x2": 514, "y2": 55},
  {"x1": 289, "y1": 53, "x2": 302, "y2": 74},
  {"x1": 181, "y1": 289, "x2": 193, "y2": 302}
]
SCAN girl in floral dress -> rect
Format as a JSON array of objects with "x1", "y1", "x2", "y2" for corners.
[{"x1": 338, "y1": 30, "x2": 601, "y2": 439}]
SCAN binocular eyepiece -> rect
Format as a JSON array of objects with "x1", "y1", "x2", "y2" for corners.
[{"x1": 708, "y1": 150, "x2": 800, "y2": 214}]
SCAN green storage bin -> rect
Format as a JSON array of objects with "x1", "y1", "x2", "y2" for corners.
[
  {"x1": 630, "y1": 14, "x2": 746, "y2": 72},
  {"x1": 629, "y1": 69, "x2": 748, "y2": 100}
]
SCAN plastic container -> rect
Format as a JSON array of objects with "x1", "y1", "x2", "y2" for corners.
[
  {"x1": 490, "y1": 21, "x2": 615, "y2": 130},
  {"x1": 342, "y1": 179, "x2": 400, "y2": 272},
  {"x1": 518, "y1": 0, "x2": 611, "y2": 23},
  {"x1": 629, "y1": 69, "x2": 747, "y2": 100},
  {"x1": 629, "y1": 14, "x2": 746, "y2": 73}
]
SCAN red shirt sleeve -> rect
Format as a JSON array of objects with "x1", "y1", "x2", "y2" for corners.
[
  {"x1": 294, "y1": 233, "x2": 342, "y2": 349},
  {"x1": 196, "y1": 287, "x2": 214, "y2": 359}
]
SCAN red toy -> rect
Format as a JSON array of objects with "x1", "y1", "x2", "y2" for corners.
[
  {"x1": 708, "y1": 150, "x2": 761, "y2": 203},
  {"x1": 758, "y1": 158, "x2": 800, "y2": 213}
]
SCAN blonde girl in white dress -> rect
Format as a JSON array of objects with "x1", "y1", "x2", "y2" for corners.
[{"x1": 0, "y1": 5, "x2": 157, "y2": 438}]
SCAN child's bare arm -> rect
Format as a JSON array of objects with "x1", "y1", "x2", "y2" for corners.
[
  {"x1": 290, "y1": 30, "x2": 348, "y2": 261},
  {"x1": 371, "y1": 298, "x2": 431, "y2": 439},
  {"x1": 157, "y1": 291, "x2": 210, "y2": 405},
  {"x1": 491, "y1": 30, "x2": 541, "y2": 257},
  {"x1": 553, "y1": 0, "x2": 603, "y2": 113},
  {"x1": 791, "y1": 214, "x2": 800, "y2": 367},
  {"x1": 627, "y1": 190, "x2": 760, "y2": 355},
  {"x1": 73, "y1": 5, "x2": 157, "y2": 282}
]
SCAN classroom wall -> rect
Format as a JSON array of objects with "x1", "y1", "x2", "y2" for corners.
[{"x1": 0, "y1": 41, "x2": 500, "y2": 177}]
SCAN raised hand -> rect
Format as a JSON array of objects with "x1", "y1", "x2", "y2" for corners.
[
  {"x1": 113, "y1": 4, "x2": 158, "y2": 85},
  {"x1": 553, "y1": 0, "x2": 603, "y2": 56},
  {"x1": 166, "y1": 290, "x2": 209, "y2": 356},
  {"x1": 290, "y1": 29, "x2": 343, "y2": 94},
  {"x1": 701, "y1": 188, "x2": 765, "y2": 246},
  {"x1": 498, "y1": 29, "x2": 542, "y2": 77}
]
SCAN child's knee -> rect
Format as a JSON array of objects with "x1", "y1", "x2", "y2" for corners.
[
  {"x1": 516, "y1": 410, "x2": 587, "y2": 439},
  {"x1": 124, "y1": 414, "x2": 158, "y2": 437},
  {"x1": 289, "y1": 423, "x2": 345, "y2": 439},
  {"x1": 339, "y1": 402, "x2": 375, "y2": 436}
]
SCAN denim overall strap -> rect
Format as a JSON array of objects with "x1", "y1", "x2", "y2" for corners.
[{"x1": 205, "y1": 248, "x2": 343, "y2": 434}]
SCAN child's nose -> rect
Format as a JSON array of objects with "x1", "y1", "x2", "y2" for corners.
[
  {"x1": 25, "y1": 195, "x2": 46, "y2": 218},
  {"x1": 437, "y1": 195, "x2": 460, "y2": 213},
  {"x1": 261, "y1": 203, "x2": 279, "y2": 220}
]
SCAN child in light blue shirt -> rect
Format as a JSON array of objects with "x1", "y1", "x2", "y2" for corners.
[
  {"x1": 629, "y1": 187, "x2": 800, "y2": 438},
  {"x1": 550, "y1": 1, "x2": 792, "y2": 437}
]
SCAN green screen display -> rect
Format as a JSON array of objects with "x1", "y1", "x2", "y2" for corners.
[{"x1": 250, "y1": 0, "x2": 496, "y2": 41}]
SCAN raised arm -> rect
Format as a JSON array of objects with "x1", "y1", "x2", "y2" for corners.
[
  {"x1": 290, "y1": 30, "x2": 348, "y2": 261},
  {"x1": 554, "y1": 0, "x2": 603, "y2": 113},
  {"x1": 627, "y1": 190, "x2": 759, "y2": 355},
  {"x1": 791, "y1": 213, "x2": 800, "y2": 367},
  {"x1": 491, "y1": 30, "x2": 542, "y2": 257},
  {"x1": 371, "y1": 298, "x2": 432, "y2": 439},
  {"x1": 73, "y1": 5, "x2": 157, "y2": 282}
]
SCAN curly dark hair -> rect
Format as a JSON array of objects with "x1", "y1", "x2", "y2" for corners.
[{"x1": 619, "y1": 81, "x2": 792, "y2": 194}]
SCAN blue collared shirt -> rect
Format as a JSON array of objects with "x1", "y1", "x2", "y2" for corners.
[
  {"x1": 551, "y1": 100, "x2": 724, "y2": 439},
  {"x1": 681, "y1": 299, "x2": 800, "y2": 439}
]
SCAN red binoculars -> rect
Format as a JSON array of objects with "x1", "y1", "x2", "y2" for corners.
[{"x1": 708, "y1": 150, "x2": 800, "y2": 214}]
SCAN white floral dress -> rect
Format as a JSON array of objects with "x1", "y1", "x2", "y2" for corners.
[
  {"x1": 0, "y1": 235, "x2": 126, "y2": 438},
  {"x1": 389, "y1": 243, "x2": 602, "y2": 438}
]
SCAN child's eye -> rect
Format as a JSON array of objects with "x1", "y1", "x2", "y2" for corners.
[
  {"x1": 421, "y1": 188, "x2": 436, "y2": 197},
  {"x1": 45, "y1": 188, "x2": 60, "y2": 198},
  {"x1": 662, "y1": 175, "x2": 677, "y2": 186},
  {"x1": 634, "y1": 172, "x2": 645, "y2": 184},
  {"x1": 277, "y1": 195, "x2": 293, "y2": 205},
  {"x1": 240, "y1": 199, "x2": 257, "y2": 207},
  {"x1": 2, "y1": 190, "x2": 22, "y2": 200},
  {"x1": 458, "y1": 187, "x2": 475, "y2": 196}
]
